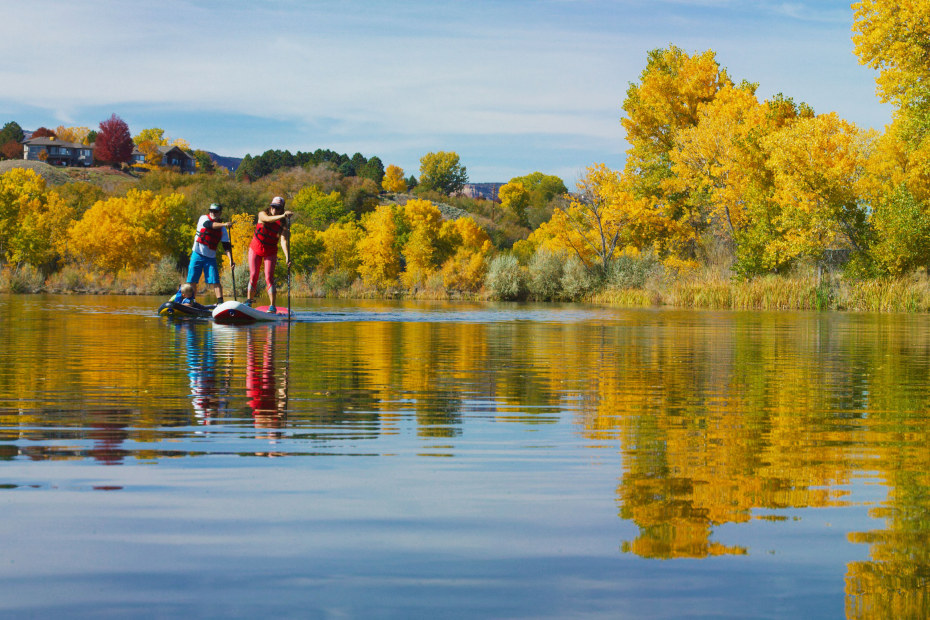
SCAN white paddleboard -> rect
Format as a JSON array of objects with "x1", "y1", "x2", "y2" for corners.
[{"x1": 212, "y1": 300, "x2": 290, "y2": 324}]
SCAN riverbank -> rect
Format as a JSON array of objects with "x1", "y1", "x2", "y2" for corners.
[{"x1": 5, "y1": 261, "x2": 930, "y2": 313}]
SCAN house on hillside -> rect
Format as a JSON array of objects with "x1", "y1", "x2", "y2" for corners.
[
  {"x1": 132, "y1": 145, "x2": 196, "y2": 174},
  {"x1": 22, "y1": 136, "x2": 94, "y2": 167}
]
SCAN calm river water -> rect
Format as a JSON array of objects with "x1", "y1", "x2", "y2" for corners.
[{"x1": 1, "y1": 294, "x2": 928, "y2": 618}]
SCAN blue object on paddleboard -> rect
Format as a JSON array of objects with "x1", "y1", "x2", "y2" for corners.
[
  {"x1": 212, "y1": 300, "x2": 290, "y2": 324},
  {"x1": 157, "y1": 300, "x2": 215, "y2": 319}
]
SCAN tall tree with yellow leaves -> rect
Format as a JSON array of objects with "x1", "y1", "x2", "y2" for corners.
[
  {"x1": 439, "y1": 216, "x2": 493, "y2": 291},
  {"x1": 531, "y1": 164, "x2": 670, "y2": 273},
  {"x1": 667, "y1": 85, "x2": 813, "y2": 274},
  {"x1": 622, "y1": 46, "x2": 732, "y2": 200},
  {"x1": 382, "y1": 164, "x2": 407, "y2": 193},
  {"x1": 762, "y1": 113, "x2": 874, "y2": 265},
  {"x1": 133, "y1": 128, "x2": 168, "y2": 146},
  {"x1": 0, "y1": 168, "x2": 75, "y2": 271},
  {"x1": 67, "y1": 189, "x2": 188, "y2": 272},
  {"x1": 357, "y1": 205, "x2": 402, "y2": 288},
  {"x1": 54, "y1": 126, "x2": 92, "y2": 145},
  {"x1": 853, "y1": 0, "x2": 930, "y2": 113},
  {"x1": 499, "y1": 180, "x2": 530, "y2": 225},
  {"x1": 400, "y1": 198, "x2": 445, "y2": 288}
]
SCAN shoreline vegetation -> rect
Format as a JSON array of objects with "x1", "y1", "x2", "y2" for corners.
[
  {"x1": 4, "y1": 258, "x2": 930, "y2": 313},
  {"x1": 5, "y1": 10, "x2": 930, "y2": 315}
]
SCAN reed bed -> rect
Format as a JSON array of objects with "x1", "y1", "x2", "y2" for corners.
[
  {"x1": 838, "y1": 277, "x2": 930, "y2": 313},
  {"x1": 8, "y1": 258, "x2": 930, "y2": 314}
]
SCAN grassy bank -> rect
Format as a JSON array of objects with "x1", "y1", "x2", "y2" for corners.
[{"x1": 6, "y1": 261, "x2": 930, "y2": 313}]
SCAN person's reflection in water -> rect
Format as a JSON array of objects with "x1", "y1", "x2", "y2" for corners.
[
  {"x1": 177, "y1": 322, "x2": 231, "y2": 425},
  {"x1": 246, "y1": 325, "x2": 289, "y2": 455},
  {"x1": 88, "y1": 411, "x2": 129, "y2": 466}
]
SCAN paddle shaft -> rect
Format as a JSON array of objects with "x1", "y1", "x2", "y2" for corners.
[{"x1": 231, "y1": 262, "x2": 237, "y2": 301}]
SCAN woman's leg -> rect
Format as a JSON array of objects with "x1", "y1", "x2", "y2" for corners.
[
  {"x1": 247, "y1": 247, "x2": 262, "y2": 302},
  {"x1": 264, "y1": 256, "x2": 277, "y2": 307}
]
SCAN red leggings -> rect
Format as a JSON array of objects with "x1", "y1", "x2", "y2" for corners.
[{"x1": 248, "y1": 247, "x2": 277, "y2": 291}]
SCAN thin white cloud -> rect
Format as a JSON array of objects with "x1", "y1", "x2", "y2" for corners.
[{"x1": 0, "y1": 0, "x2": 891, "y2": 179}]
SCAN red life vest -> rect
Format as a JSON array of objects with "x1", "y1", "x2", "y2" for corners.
[
  {"x1": 254, "y1": 218, "x2": 284, "y2": 254},
  {"x1": 195, "y1": 217, "x2": 223, "y2": 250}
]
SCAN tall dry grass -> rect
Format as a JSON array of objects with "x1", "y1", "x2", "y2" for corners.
[{"x1": 11, "y1": 256, "x2": 930, "y2": 314}]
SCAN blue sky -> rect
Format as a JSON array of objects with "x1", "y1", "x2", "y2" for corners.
[{"x1": 1, "y1": 0, "x2": 891, "y2": 183}]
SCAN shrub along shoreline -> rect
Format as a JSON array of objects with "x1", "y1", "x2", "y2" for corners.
[{"x1": 5, "y1": 258, "x2": 930, "y2": 313}]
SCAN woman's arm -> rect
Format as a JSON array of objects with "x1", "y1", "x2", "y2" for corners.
[
  {"x1": 257, "y1": 210, "x2": 294, "y2": 223},
  {"x1": 280, "y1": 222, "x2": 291, "y2": 265}
]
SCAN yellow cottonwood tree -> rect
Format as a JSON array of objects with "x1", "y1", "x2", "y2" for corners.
[
  {"x1": 54, "y1": 126, "x2": 92, "y2": 145},
  {"x1": 67, "y1": 189, "x2": 188, "y2": 272},
  {"x1": 136, "y1": 140, "x2": 163, "y2": 170},
  {"x1": 531, "y1": 164, "x2": 672, "y2": 272},
  {"x1": 852, "y1": 0, "x2": 930, "y2": 110},
  {"x1": 499, "y1": 180, "x2": 530, "y2": 224},
  {"x1": 668, "y1": 84, "x2": 767, "y2": 240},
  {"x1": 667, "y1": 86, "x2": 813, "y2": 273},
  {"x1": 400, "y1": 198, "x2": 444, "y2": 288},
  {"x1": 318, "y1": 220, "x2": 361, "y2": 278},
  {"x1": 225, "y1": 212, "x2": 255, "y2": 268},
  {"x1": 357, "y1": 204, "x2": 401, "y2": 288},
  {"x1": 622, "y1": 46, "x2": 732, "y2": 198},
  {"x1": 0, "y1": 168, "x2": 75, "y2": 269},
  {"x1": 382, "y1": 164, "x2": 407, "y2": 193},
  {"x1": 439, "y1": 217, "x2": 493, "y2": 291},
  {"x1": 133, "y1": 128, "x2": 168, "y2": 146},
  {"x1": 763, "y1": 113, "x2": 874, "y2": 263}
]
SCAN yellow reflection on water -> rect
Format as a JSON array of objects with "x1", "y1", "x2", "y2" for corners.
[{"x1": 3, "y1": 298, "x2": 930, "y2": 616}]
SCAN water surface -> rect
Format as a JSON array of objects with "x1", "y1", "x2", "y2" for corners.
[{"x1": 1, "y1": 294, "x2": 928, "y2": 618}]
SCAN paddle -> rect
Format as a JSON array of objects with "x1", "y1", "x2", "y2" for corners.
[
  {"x1": 287, "y1": 263, "x2": 292, "y2": 322},
  {"x1": 231, "y1": 262, "x2": 237, "y2": 301}
]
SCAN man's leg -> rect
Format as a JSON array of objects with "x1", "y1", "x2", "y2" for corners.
[{"x1": 204, "y1": 258, "x2": 223, "y2": 303}]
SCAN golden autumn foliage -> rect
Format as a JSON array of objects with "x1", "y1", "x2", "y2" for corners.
[
  {"x1": 288, "y1": 223, "x2": 324, "y2": 273},
  {"x1": 439, "y1": 217, "x2": 493, "y2": 291},
  {"x1": 66, "y1": 189, "x2": 188, "y2": 273},
  {"x1": 54, "y1": 125, "x2": 92, "y2": 145},
  {"x1": 357, "y1": 204, "x2": 402, "y2": 288},
  {"x1": 400, "y1": 198, "x2": 445, "y2": 288},
  {"x1": 531, "y1": 164, "x2": 671, "y2": 271},
  {"x1": 622, "y1": 46, "x2": 732, "y2": 198},
  {"x1": 136, "y1": 140, "x2": 163, "y2": 170},
  {"x1": 852, "y1": 0, "x2": 930, "y2": 109},
  {"x1": 317, "y1": 220, "x2": 362, "y2": 278},
  {"x1": 133, "y1": 127, "x2": 168, "y2": 146},
  {"x1": 381, "y1": 164, "x2": 407, "y2": 193},
  {"x1": 762, "y1": 113, "x2": 874, "y2": 262},
  {"x1": 0, "y1": 168, "x2": 75, "y2": 269},
  {"x1": 668, "y1": 84, "x2": 768, "y2": 244},
  {"x1": 498, "y1": 180, "x2": 529, "y2": 224},
  {"x1": 226, "y1": 212, "x2": 256, "y2": 268}
]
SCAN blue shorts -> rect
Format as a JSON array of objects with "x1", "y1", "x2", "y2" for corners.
[{"x1": 187, "y1": 252, "x2": 220, "y2": 285}]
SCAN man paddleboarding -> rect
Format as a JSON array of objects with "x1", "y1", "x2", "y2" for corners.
[{"x1": 175, "y1": 202, "x2": 235, "y2": 304}]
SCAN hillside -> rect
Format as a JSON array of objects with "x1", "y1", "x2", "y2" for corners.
[
  {"x1": 0, "y1": 159, "x2": 74, "y2": 185},
  {"x1": 0, "y1": 159, "x2": 138, "y2": 190},
  {"x1": 207, "y1": 152, "x2": 241, "y2": 172}
]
